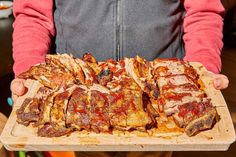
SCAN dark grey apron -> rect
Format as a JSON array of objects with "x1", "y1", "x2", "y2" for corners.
[{"x1": 54, "y1": 0, "x2": 185, "y2": 61}]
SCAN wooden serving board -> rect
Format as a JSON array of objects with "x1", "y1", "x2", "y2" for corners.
[{"x1": 0, "y1": 62, "x2": 235, "y2": 151}]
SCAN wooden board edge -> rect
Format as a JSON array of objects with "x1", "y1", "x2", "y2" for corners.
[
  {"x1": 2, "y1": 142, "x2": 232, "y2": 151},
  {"x1": 190, "y1": 62, "x2": 236, "y2": 142},
  {"x1": 0, "y1": 109, "x2": 17, "y2": 147},
  {"x1": 1, "y1": 62, "x2": 235, "y2": 151}
]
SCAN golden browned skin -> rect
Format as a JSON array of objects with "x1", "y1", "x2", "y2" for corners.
[
  {"x1": 185, "y1": 108, "x2": 217, "y2": 136},
  {"x1": 18, "y1": 63, "x2": 76, "y2": 89},
  {"x1": 75, "y1": 58, "x2": 98, "y2": 85},
  {"x1": 16, "y1": 98, "x2": 40, "y2": 126},
  {"x1": 46, "y1": 54, "x2": 85, "y2": 84},
  {"x1": 125, "y1": 57, "x2": 159, "y2": 99},
  {"x1": 108, "y1": 77, "x2": 153, "y2": 131},
  {"x1": 16, "y1": 54, "x2": 218, "y2": 137},
  {"x1": 66, "y1": 86, "x2": 90, "y2": 131},
  {"x1": 82, "y1": 53, "x2": 102, "y2": 75},
  {"x1": 38, "y1": 87, "x2": 75, "y2": 137}
]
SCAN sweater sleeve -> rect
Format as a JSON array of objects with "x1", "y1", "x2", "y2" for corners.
[
  {"x1": 183, "y1": 0, "x2": 225, "y2": 74},
  {"x1": 13, "y1": 0, "x2": 55, "y2": 76}
]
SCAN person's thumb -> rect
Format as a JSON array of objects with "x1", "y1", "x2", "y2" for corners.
[{"x1": 10, "y1": 79, "x2": 26, "y2": 96}]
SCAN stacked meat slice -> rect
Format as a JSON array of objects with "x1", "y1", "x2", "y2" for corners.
[
  {"x1": 107, "y1": 77, "x2": 153, "y2": 131},
  {"x1": 124, "y1": 56, "x2": 159, "y2": 99},
  {"x1": 16, "y1": 53, "x2": 217, "y2": 137},
  {"x1": 17, "y1": 83, "x2": 153, "y2": 137},
  {"x1": 17, "y1": 54, "x2": 153, "y2": 136},
  {"x1": 152, "y1": 59, "x2": 217, "y2": 136}
]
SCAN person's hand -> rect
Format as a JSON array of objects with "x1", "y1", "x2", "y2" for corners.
[
  {"x1": 211, "y1": 73, "x2": 229, "y2": 90},
  {"x1": 10, "y1": 78, "x2": 26, "y2": 103}
]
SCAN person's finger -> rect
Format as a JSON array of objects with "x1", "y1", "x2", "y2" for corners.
[
  {"x1": 212, "y1": 74, "x2": 229, "y2": 90},
  {"x1": 10, "y1": 79, "x2": 26, "y2": 96}
]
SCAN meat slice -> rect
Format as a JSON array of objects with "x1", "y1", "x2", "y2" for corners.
[
  {"x1": 156, "y1": 83, "x2": 204, "y2": 116},
  {"x1": 35, "y1": 87, "x2": 53, "y2": 99},
  {"x1": 125, "y1": 57, "x2": 159, "y2": 99},
  {"x1": 97, "y1": 59, "x2": 118, "y2": 86},
  {"x1": 163, "y1": 91, "x2": 203, "y2": 108},
  {"x1": 90, "y1": 90, "x2": 110, "y2": 133},
  {"x1": 98, "y1": 59, "x2": 117, "y2": 72},
  {"x1": 156, "y1": 75, "x2": 196, "y2": 91},
  {"x1": 97, "y1": 69, "x2": 113, "y2": 86},
  {"x1": 172, "y1": 98, "x2": 217, "y2": 136},
  {"x1": 106, "y1": 76, "x2": 140, "y2": 92},
  {"x1": 16, "y1": 98, "x2": 40, "y2": 126},
  {"x1": 18, "y1": 63, "x2": 75, "y2": 89},
  {"x1": 152, "y1": 58, "x2": 198, "y2": 79},
  {"x1": 109, "y1": 90, "x2": 127, "y2": 130},
  {"x1": 66, "y1": 86, "x2": 90, "y2": 131},
  {"x1": 109, "y1": 78, "x2": 152, "y2": 131},
  {"x1": 82, "y1": 53, "x2": 101, "y2": 75},
  {"x1": 185, "y1": 108, "x2": 216, "y2": 136},
  {"x1": 38, "y1": 87, "x2": 75, "y2": 137},
  {"x1": 177, "y1": 98, "x2": 213, "y2": 124},
  {"x1": 38, "y1": 88, "x2": 63, "y2": 126},
  {"x1": 126, "y1": 88, "x2": 152, "y2": 131},
  {"x1": 99, "y1": 58, "x2": 127, "y2": 82},
  {"x1": 46, "y1": 54, "x2": 85, "y2": 84},
  {"x1": 16, "y1": 87, "x2": 52, "y2": 126},
  {"x1": 37, "y1": 123, "x2": 72, "y2": 137},
  {"x1": 50, "y1": 88, "x2": 74, "y2": 127},
  {"x1": 75, "y1": 58, "x2": 97, "y2": 85},
  {"x1": 66, "y1": 84, "x2": 111, "y2": 133},
  {"x1": 161, "y1": 83, "x2": 200, "y2": 93}
]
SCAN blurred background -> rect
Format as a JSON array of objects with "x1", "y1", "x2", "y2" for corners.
[{"x1": 0, "y1": 0, "x2": 236, "y2": 156}]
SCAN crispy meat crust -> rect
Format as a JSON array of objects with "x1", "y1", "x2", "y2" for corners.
[
  {"x1": 16, "y1": 54, "x2": 217, "y2": 137},
  {"x1": 18, "y1": 63, "x2": 76, "y2": 89},
  {"x1": 185, "y1": 108, "x2": 217, "y2": 136},
  {"x1": 66, "y1": 87, "x2": 90, "y2": 131},
  {"x1": 16, "y1": 98, "x2": 40, "y2": 126}
]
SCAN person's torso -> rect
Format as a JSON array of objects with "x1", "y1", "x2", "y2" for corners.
[{"x1": 54, "y1": 0, "x2": 185, "y2": 61}]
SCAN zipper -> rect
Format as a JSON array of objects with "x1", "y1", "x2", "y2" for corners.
[{"x1": 116, "y1": 0, "x2": 122, "y2": 60}]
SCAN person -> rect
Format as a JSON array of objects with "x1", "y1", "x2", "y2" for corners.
[{"x1": 10, "y1": 0, "x2": 229, "y2": 157}]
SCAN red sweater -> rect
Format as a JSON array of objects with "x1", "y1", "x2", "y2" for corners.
[{"x1": 12, "y1": 0, "x2": 225, "y2": 75}]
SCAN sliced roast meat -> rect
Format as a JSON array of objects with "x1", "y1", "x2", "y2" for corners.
[
  {"x1": 109, "y1": 78, "x2": 152, "y2": 131},
  {"x1": 185, "y1": 108, "x2": 217, "y2": 136},
  {"x1": 82, "y1": 53, "x2": 101, "y2": 75},
  {"x1": 90, "y1": 90, "x2": 110, "y2": 133},
  {"x1": 66, "y1": 85, "x2": 90, "y2": 131},
  {"x1": 172, "y1": 98, "x2": 216, "y2": 136},
  {"x1": 75, "y1": 58, "x2": 97, "y2": 85},
  {"x1": 109, "y1": 90, "x2": 127, "y2": 130},
  {"x1": 98, "y1": 69, "x2": 113, "y2": 86},
  {"x1": 38, "y1": 89, "x2": 64, "y2": 125},
  {"x1": 124, "y1": 57, "x2": 159, "y2": 99},
  {"x1": 15, "y1": 54, "x2": 218, "y2": 137},
  {"x1": 18, "y1": 63, "x2": 76, "y2": 89},
  {"x1": 38, "y1": 86, "x2": 76, "y2": 137},
  {"x1": 152, "y1": 58, "x2": 198, "y2": 79},
  {"x1": 46, "y1": 54, "x2": 85, "y2": 84},
  {"x1": 16, "y1": 98, "x2": 40, "y2": 126},
  {"x1": 38, "y1": 123, "x2": 73, "y2": 137},
  {"x1": 157, "y1": 90, "x2": 204, "y2": 116},
  {"x1": 50, "y1": 87, "x2": 75, "y2": 129},
  {"x1": 161, "y1": 83, "x2": 200, "y2": 94},
  {"x1": 156, "y1": 74, "x2": 196, "y2": 91},
  {"x1": 99, "y1": 58, "x2": 126, "y2": 81},
  {"x1": 16, "y1": 87, "x2": 52, "y2": 126}
]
